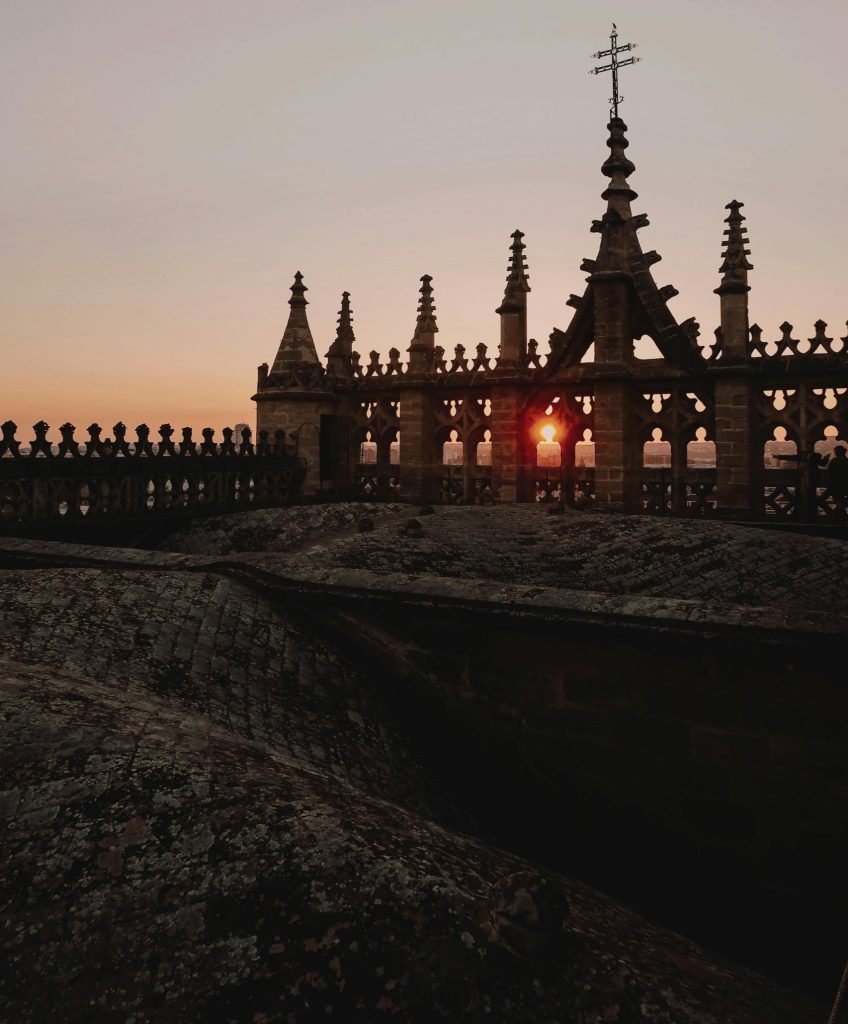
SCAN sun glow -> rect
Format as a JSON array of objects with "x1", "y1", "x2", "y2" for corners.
[{"x1": 540, "y1": 423, "x2": 557, "y2": 443}]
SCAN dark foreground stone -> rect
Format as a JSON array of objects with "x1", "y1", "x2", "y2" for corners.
[{"x1": 0, "y1": 656, "x2": 820, "y2": 1023}]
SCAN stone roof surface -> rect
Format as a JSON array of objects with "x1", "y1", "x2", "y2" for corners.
[
  {"x1": 222, "y1": 504, "x2": 848, "y2": 614},
  {"x1": 0, "y1": 504, "x2": 833, "y2": 1022}
]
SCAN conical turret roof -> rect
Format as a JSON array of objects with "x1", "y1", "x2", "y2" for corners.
[{"x1": 270, "y1": 272, "x2": 321, "y2": 374}]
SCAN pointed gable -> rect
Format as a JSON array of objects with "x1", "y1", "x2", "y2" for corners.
[{"x1": 546, "y1": 117, "x2": 704, "y2": 375}]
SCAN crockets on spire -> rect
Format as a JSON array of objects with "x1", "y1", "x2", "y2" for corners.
[
  {"x1": 270, "y1": 271, "x2": 321, "y2": 374},
  {"x1": 714, "y1": 200, "x2": 753, "y2": 359},
  {"x1": 717, "y1": 200, "x2": 753, "y2": 292},
  {"x1": 326, "y1": 290, "x2": 357, "y2": 376},
  {"x1": 496, "y1": 230, "x2": 530, "y2": 367},
  {"x1": 497, "y1": 229, "x2": 531, "y2": 312},
  {"x1": 408, "y1": 275, "x2": 438, "y2": 372},
  {"x1": 415, "y1": 274, "x2": 438, "y2": 334}
]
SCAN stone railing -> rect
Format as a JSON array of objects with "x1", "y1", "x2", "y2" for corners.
[{"x1": 0, "y1": 421, "x2": 305, "y2": 528}]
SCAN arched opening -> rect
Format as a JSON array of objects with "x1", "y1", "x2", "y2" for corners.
[
  {"x1": 442, "y1": 429, "x2": 463, "y2": 466},
  {"x1": 635, "y1": 336, "x2": 665, "y2": 360},
  {"x1": 536, "y1": 423, "x2": 561, "y2": 467},
  {"x1": 574, "y1": 427, "x2": 595, "y2": 468},
  {"x1": 389, "y1": 432, "x2": 400, "y2": 465},
  {"x1": 643, "y1": 427, "x2": 671, "y2": 468},
  {"x1": 763, "y1": 425, "x2": 796, "y2": 468},
  {"x1": 476, "y1": 429, "x2": 492, "y2": 467},
  {"x1": 815, "y1": 423, "x2": 843, "y2": 459},
  {"x1": 359, "y1": 430, "x2": 377, "y2": 465},
  {"x1": 687, "y1": 426, "x2": 716, "y2": 468}
]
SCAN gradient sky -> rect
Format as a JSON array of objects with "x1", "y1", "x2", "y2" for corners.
[{"x1": 2, "y1": 0, "x2": 846, "y2": 437}]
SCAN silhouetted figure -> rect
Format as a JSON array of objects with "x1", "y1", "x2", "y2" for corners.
[
  {"x1": 801, "y1": 443, "x2": 829, "y2": 519},
  {"x1": 827, "y1": 446, "x2": 848, "y2": 516},
  {"x1": 777, "y1": 443, "x2": 828, "y2": 520}
]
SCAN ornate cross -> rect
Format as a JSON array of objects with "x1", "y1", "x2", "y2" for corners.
[{"x1": 589, "y1": 23, "x2": 640, "y2": 119}]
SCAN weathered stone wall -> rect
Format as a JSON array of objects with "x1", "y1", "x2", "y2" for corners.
[
  {"x1": 273, "y1": 579, "x2": 841, "y2": 1000},
  {"x1": 256, "y1": 395, "x2": 337, "y2": 495}
]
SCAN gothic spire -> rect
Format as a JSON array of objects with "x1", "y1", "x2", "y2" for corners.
[
  {"x1": 717, "y1": 200, "x2": 753, "y2": 291},
  {"x1": 415, "y1": 274, "x2": 438, "y2": 335},
  {"x1": 601, "y1": 117, "x2": 637, "y2": 217},
  {"x1": 496, "y1": 230, "x2": 530, "y2": 366},
  {"x1": 497, "y1": 229, "x2": 531, "y2": 312},
  {"x1": 588, "y1": 118, "x2": 640, "y2": 280},
  {"x1": 408, "y1": 274, "x2": 438, "y2": 372},
  {"x1": 270, "y1": 271, "x2": 321, "y2": 374},
  {"x1": 715, "y1": 201, "x2": 753, "y2": 359},
  {"x1": 335, "y1": 291, "x2": 356, "y2": 348},
  {"x1": 326, "y1": 290, "x2": 356, "y2": 375}
]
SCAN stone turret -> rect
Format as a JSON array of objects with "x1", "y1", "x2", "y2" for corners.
[
  {"x1": 497, "y1": 230, "x2": 530, "y2": 367},
  {"x1": 254, "y1": 271, "x2": 337, "y2": 496},
  {"x1": 326, "y1": 291, "x2": 357, "y2": 377},
  {"x1": 714, "y1": 200, "x2": 753, "y2": 360},
  {"x1": 407, "y1": 275, "x2": 438, "y2": 373}
]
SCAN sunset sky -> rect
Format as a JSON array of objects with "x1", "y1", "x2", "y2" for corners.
[{"x1": 2, "y1": 0, "x2": 846, "y2": 437}]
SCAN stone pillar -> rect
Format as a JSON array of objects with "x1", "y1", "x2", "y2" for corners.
[
  {"x1": 591, "y1": 269, "x2": 640, "y2": 510},
  {"x1": 376, "y1": 425, "x2": 392, "y2": 499},
  {"x1": 31, "y1": 479, "x2": 48, "y2": 520},
  {"x1": 713, "y1": 200, "x2": 756, "y2": 514},
  {"x1": 491, "y1": 386, "x2": 525, "y2": 503},
  {"x1": 592, "y1": 274, "x2": 631, "y2": 365},
  {"x1": 716, "y1": 291, "x2": 749, "y2": 360},
  {"x1": 497, "y1": 306, "x2": 527, "y2": 367},
  {"x1": 593, "y1": 380, "x2": 639, "y2": 511},
  {"x1": 399, "y1": 389, "x2": 436, "y2": 503},
  {"x1": 714, "y1": 374, "x2": 756, "y2": 515}
]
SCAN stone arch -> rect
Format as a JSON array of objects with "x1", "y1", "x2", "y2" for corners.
[
  {"x1": 387, "y1": 428, "x2": 400, "y2": 466},
  {"x1": 357, "y1": 427, "x2": 378, "y2": 465},
  {"x1": 685, "y1": 425, "x2": 716, "y2": 469},
  {"x1": 471, "y1": 426, "x2": 492, "y2": 467},
  {"x1": 441, "y1": 427, "x2": 463, "y2": 467},
  {"x1": 574, "y1": 427, "x2": 595, "y2": 469},
  {"x1": 763, "y1": 424, "x2": 798, "y2": 469},
  {"x1": 642, "y1": 425, "x2": 672, "y2": 468}
]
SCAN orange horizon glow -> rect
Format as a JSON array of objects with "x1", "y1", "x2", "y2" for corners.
[{"x1": 2, "y1": 3, "x2": 846, "y2": 433}]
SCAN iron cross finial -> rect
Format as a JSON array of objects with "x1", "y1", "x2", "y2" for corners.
[{"x1": 589, "y1": 23, "x2": 641, "y2": 119}]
